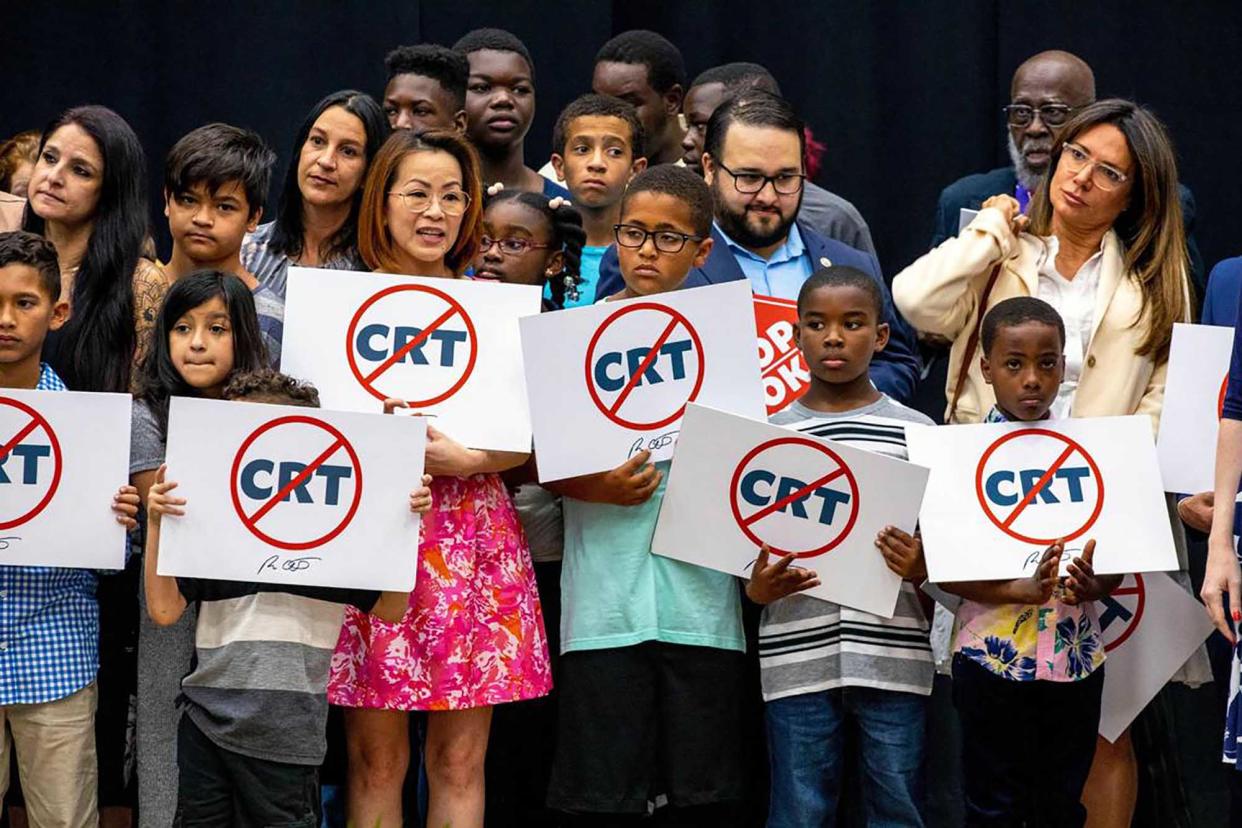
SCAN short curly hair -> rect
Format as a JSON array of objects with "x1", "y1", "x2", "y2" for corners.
[
  {"x1": 453, "y1": 28, "x2": 535, "y2": 80},
  {"x1": 384, "y1": 44, "x2": 469, "y2": 110},
  {"x1": 222, "y1": 369, "x2": 321, "y2": 408}
]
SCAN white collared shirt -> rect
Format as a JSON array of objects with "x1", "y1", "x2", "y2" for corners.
[{"x1": 1037, "y1": 235, "x2": 1105, "y2": 418}]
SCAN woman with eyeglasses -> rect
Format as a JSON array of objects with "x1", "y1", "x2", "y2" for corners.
[
  {"x1": 328, "y1": 128, "x2": 551, "y2": 828},
  {"x1": 894, "y1": 99, "x2": 1205, "y2": 827}
]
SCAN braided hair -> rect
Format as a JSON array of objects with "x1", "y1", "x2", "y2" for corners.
[{"x1": 484, "y1": 187, "x2": 586, "y2": 308}]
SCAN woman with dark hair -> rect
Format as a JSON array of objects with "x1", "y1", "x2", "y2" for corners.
[
  {"x1": 129, "y1": 271, "x2": 271, "y2": 826},
  {"x1": 895, "y1": 98, "x2": 1205, "y2": 826},
  {"x1": 23, "y1": 104, "x2": 169, "y2": 393},
  {"x1": 241, "y1": 89, "x2": 390, "y2": 297}
]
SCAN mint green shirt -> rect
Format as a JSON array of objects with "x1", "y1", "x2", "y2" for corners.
[{"x1": 559, "y1": 461, "x2": 745, "y2": 654}]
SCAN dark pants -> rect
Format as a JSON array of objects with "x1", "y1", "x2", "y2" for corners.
[
  {"x1": 952, "y1": 654, "x2": 1103, "y2": 827},
  {"x1": 175, "y1": 714, "x2": 320, "y2": 828}
]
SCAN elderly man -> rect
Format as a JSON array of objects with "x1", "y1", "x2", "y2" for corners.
[{"x1": 930, "y1": 49, "x2": 1202, "y2": 294}]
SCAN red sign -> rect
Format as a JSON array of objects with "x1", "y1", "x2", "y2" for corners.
[
  {"x1": 754, "y1": 295, "x2": 809, "y2": 416},
  {"x1": 0, "y1": 397, "x2": 63, "y2": 530},
  {"x1": 345, "y1": 283, "x2": 478, "y2": 407},
  {"x1": 584, "y1": 302, "x2": 705, "y2": 430},
  {"x1": 229, "y1": 416, "x2": 364, "y2": 551},
  {"x1": 728, "y1": 436, "x2": 860, "y2": 558},
  {"x1": 1101, "y1": 574, "x2": 1146, "y2": 653},
  {"x1": 974, "y1": 428, "x2": 1105, "y2": 545}
]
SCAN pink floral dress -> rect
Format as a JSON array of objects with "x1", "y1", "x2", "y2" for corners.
[{"x1": 328, "y1": 474, "x2": 552, "y2": 711}]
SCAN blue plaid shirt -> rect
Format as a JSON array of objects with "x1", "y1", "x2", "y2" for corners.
[{"x1": 0, "y1": 364, "x2": 100, "y2": 705}]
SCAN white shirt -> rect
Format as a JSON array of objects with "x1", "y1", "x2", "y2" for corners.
[{"x1": 1037, "y1": 234, "x2": 1105, "y2": 418}]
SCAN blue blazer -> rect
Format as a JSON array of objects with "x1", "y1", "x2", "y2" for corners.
[
  {"x1": 593, "y1": 221, "x2": 922, "y2": 404},
  {"x1": 930, "y1": 165, "x2": 1205, "y2": 304}
]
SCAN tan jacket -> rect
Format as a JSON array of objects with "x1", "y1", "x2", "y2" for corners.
[
  {"x1": 0, "y1": 192, "x2": 25, "y2": 232},
  {"x1": 892, "y1": 206, "x2": 1188, "y2": 433}
]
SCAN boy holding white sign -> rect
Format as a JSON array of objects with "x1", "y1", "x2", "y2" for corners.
[
  {"x1": 543, "y1": 166, "x2": 748, "y2": 822},
  {"x1": 144, "y1": 369, "x2": 432, "y2": 826},
  {"x1": 940, "y1": 297, "x2": 1120, "y2": 826},
  {"x1": 745, "y1": 266, "x2": 936, "y2": 827},
  {"x1": 0, "y1": 231, "x2": 141, "y2": 826}
]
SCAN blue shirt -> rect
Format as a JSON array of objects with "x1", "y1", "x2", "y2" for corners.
[
  {"x1": 560, "y1": 461, "x2": 745, "y2": 655},
  {"x1": 562, "y1": 245, "x2": 606, "y2": 309},
  {"x1": 0, "y1": 363, "x2": 100, "y2": 705},
  {"x1": 714, "y1": 220, "x2": 814, "y2": 300}
]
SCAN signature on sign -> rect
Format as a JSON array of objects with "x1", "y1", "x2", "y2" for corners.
[
  {"x1": 0, "y1": 536, "x2": 20, "y2": 551},
  {"x1": 1022, "y1": 545, "x2": 1082, "y2": 572},
  {"x1": 257, "y1": 554, "x2": 322, "y2": 575},
  {"x1": 627, "y1": 431, "x2": 679, "y2": 458}
]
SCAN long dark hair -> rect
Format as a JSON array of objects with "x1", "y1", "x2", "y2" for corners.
[
  {"x1": 23, "y1": 105, "x2": 147, "y2": 392},
  {"x1": 269, "y1": 90, "x2": 389, "y2": 263},
  {"x1": 1028, "y1": 98, "x2": 1189, "y2": 359},
  {"x1": 135, "y1": 270, "x2": 270, "y2": 436}
]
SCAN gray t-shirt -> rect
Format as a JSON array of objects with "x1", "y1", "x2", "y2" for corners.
[
  {"x1": 760, "y1": 396, "x2": 936, "y2": 701},
  {"x1": 512, "y1": 484, "x2": 563, "y2": 563}
]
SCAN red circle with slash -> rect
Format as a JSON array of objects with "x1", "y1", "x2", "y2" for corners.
[
  {"x1": 728, "y1": 436, "x2": 860, "y2": 558},
  {"x1": 1102, "y1": 574, "x2": 1146, "y2": 653},
  {"x1": 584, "y1": 303, "x2": 705, "y2": 430},
  {"x1": 0, "y1": 397, "x2": 62, "y2": 530},
  {"x1": 974, "y1": 428, "x2": 1105, "y2": 545},
  {"x1": 345, "y1": 283, "x2": 478, "y2": 407},
  {"x1": 229, "y1": 415, "x2": 364, "y2": 551}
]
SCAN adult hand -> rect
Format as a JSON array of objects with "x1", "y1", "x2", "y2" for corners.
[
  {"x1": 981, "y1": 194, "x2": 1029, "y2": 236},
  {"x1": 876, "y1": 526, "x2": 927, "y2": 580},
  {"x1": 1178, "y1": 492, "x2": 1214, "y2": 534},
  {"x1": 596, "y1": 451, "x2": 662, "y2": 506},
  {"x1": 424, "y1": 425, "x2": 480, "y2": 477},
  {"x1": 1202, "y1": 534, "x2": 1242, "y2": 643},
  {"x1": 745, "y1": 544, "x2": 821, "y2": 605},
  {"x1": 409, "y1": 474, "x2": 433, "y2": 514}
]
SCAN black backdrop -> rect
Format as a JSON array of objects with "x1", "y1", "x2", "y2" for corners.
[{"x1": 4, "y1": 0, "x2": 1241, "y2": 284}]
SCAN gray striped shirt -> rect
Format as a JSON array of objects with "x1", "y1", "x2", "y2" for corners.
[
  {"x1": 241, "y1": 221, "x2": 366, "y2": 300},
  {"x1": 760, "y1": 397, "x2": 935, "y2": 701}
]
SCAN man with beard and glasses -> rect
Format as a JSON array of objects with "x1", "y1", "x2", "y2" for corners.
[
  {"x1": 701, "y1": 92, "x2": 918, "y2": 402},
  {"x1": 930, "y1": 50, "x2": 1202, "y2": 296}
]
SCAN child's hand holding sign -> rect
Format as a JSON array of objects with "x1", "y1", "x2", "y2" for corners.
[{"x1": 745, "y1": 544, "x2": 821, "y2": 605}]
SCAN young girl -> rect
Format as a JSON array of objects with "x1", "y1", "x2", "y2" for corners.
[
  {"x1": 129, "y1": 270, "x2": 271, "y2": 826},
  {"x1": 330, "y1": 128, "x2": 551, "y2": 828},
  {"x1": 473, "y1": 187, "x2": 584, "y2": 822}
]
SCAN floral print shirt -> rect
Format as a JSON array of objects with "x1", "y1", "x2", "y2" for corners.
[{"x1": 951, "y1": 407, "x2": 1106, "y2": 682}]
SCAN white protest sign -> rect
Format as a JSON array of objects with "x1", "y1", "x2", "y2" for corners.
[
  {"x1": 281, "y1": 267, "x2": 541, "y2": 452},
  {"x1": 907, "y1": 415, "x2": 1177, "y2": 583},
  {"x1": 1156, "y1": 323, "x2": 1233, "y2": 493},
  {"x1": 754, "y1": 295, "x2": 809, "y2": 415},
  {"x1": 1098, "y1": 572, "x2": 1213, "y2": 742},
  {"x1": 0, "y1": 389, "x2": 130, "y2": 569},
  {"x1": 651, "y1": 403, "x2": 929, "y2": 617},
  {"x1": 520, "y1": 280, "x2": 766, "y2": 481},
  {"x1": 159, "y1": 396, "x2": 425, "y2": 591}
]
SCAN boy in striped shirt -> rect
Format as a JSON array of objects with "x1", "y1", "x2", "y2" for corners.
[{"x1": 746, "y1": 265, "x2": 935, "y2": 827}]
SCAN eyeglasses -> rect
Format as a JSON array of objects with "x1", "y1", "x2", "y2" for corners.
[
  {"x1": 388, "y1": 188, "x2": 472, "y2": 216},
  {"x1": 1059, "y1": 142, "x2": 1129, "y2": 191},
  {"x1": 715, "y1": 162, "x2": 805, "y2": 195},
  {"x1": 1003, "y1": 104, "x2": 1076, "y2": 128},
  {"x1": 479, "y1": 235, "x2": 551, "y2": 256},
  {"x1": 613, "y1": 224, "x2": 703, "y2": 254}
]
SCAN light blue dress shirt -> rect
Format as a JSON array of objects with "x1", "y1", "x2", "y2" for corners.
[{"x1": 715, "y1": 220, "x2": 814, "y2": 299}]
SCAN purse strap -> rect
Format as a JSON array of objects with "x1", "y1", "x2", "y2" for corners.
[{"x1": 947, "y1": 263, "x2": 1003, "y2": 423}]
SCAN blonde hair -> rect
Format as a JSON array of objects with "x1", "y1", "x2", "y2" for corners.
[
  {"x1": 357, "y1": 129, "x2": 483, "y2": 275},
  {"x1": 0, "y1": 130, "x2": 39, "y2": 192},
  {"x1": 1027, "y1": 99, "x2": 1190, "y2": 360}
]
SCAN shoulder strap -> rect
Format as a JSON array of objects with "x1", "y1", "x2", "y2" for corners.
[{"x1": 947, "y1": 263, "x2": 1003, "y2": 423}]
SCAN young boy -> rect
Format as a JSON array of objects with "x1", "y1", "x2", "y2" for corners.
[
  {"x1": 382, "y1": 43, "x2": 469, "y2": 133},
  {"x1": 163, "y1": 123, "x2": 283, "y2": 365},
  {"x1": 545, "y1": 166, "x2": 749, "y2": 822},
  {"x1": 0, "y1": 230, "x2": 139, "y2": 826},
  {"x1": 745, "y1": 265, "x2": 936, "y2": 827},
  {"x1": 549, "y1": 94, "x2": 646, "y2": 307},
  {"x1": 941, "y1": 296, "x2": 1120, "y2": 826},
  {"x1": 143, "y1": 368, "x2": 431, "y2": 825},
  {"x1": 453, "y1": 28, "x2": 571, "y2": 199}
]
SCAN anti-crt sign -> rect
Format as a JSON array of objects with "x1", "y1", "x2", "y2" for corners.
[
  {"x1": 159, "y1": 396, "x2": 425, "y2": 591},
  {"x1": 0, "y1": 389, "x2": 130, "y2": 569},
  {"x1": 520, "y1": 281, "x2": 766, "y2": 481},
  {"x1": 1156, "y1": 322, "x2": 1234, "y2": 493},
  {"x1": 652, "y1": 403, "x2": 929, "y2": 617},
  {"x1": 907, "y1": 415, "x2": 1177, "y2": 583},
  {"x1": 280, "y1": 268, "x2": 541, "y2": 452},
  {"x1": 754, "y1": 295, "x2": 809, "y2": 415}
]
